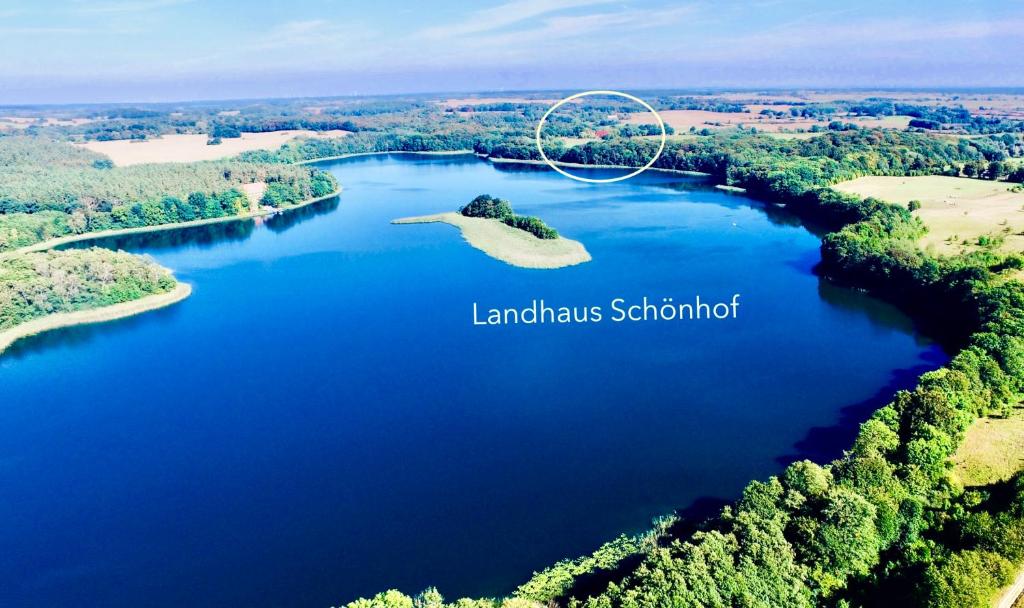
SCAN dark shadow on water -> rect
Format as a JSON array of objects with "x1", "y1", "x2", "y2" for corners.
[
  {"x1": 0, "y1": 299, "x2": 189, "y2": 362},
  {"x1": 58, "y1": 219, "x2": 258, "y2": 253},
  {"x1": 552, "y1": 496, "x2": 731, "y2": 604},
  {"x1": 667, "y1": 496, "x2": 733, "y2": 538},
  {"x1": 773, "y1": 345, "x2": 948, "y2": 466},
  {"x1": 818, "y1": 279, "x2": 947, "y2": 350},
  {"x1": 768, "y1": 277, "x2": 951, "y2": 466},
  {"x1": 55, "y1": 196, "x2": 339, "y2": 254},
  {"x1": 263, "y1": 195, "x2": 339, "y2": 233}
]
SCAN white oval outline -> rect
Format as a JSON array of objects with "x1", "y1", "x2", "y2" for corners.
[{"x1": 534, "y1": 90, "x2": 667, "y2": 184}]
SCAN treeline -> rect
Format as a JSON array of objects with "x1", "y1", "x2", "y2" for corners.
[
  {"x1": 654, "y1": 96, "x2": 746, "y2": 113},
  {"x1": 617, "y1": 123, "x2": 676, "y2": 137},
  {"x1": 481, "y1": 130, "x2": 1005, "y2": 200},
  {"x1": 345, "y1": 128, "x2": 1024, "y2": 608},
  {"x1": 460, "y1": 194, "x2": 558, "y2": 239},
  {"x1": 5, "y1": 98, "x2": 434, "y2": 142},
  {"x1": 0, "y1": 247, "x2": 175, "y2": 330},
  {"x1": 210, "y1": 116, "x2": 359, "y2": 136},
  {"x1": 791, "y1": 99, "x2": 1024, "y2": 135},
  {"x1": 0, "y1": 138, "x2": 337, "y2": 251},
  {"x1": 237, "y1": 131, "x2": 481, "y2": 163}
]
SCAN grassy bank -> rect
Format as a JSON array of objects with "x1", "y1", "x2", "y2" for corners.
[
  {"x1": 0, "y1": 282, "x2": 191, "y2": 354},
  {"x1": 0, "y1": 247, "x2": 188, "y2": 356},
  {"x1": 833, "y1": 175, "x2": 1024, "y2": 255}
]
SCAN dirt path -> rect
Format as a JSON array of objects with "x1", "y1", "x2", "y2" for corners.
[{"x1": 995, "y1": 569, "x2": 1024, "y2": 608}]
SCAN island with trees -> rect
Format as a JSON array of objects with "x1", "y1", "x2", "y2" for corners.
[{"x1": 392, "y1": 194, "x2": 590, "y2": 269}]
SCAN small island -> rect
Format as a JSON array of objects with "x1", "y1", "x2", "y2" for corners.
[{"x1": 393, "y1": 194, "x2": 591, "y2": 269}]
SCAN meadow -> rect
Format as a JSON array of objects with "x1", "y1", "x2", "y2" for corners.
[
  {"x1": 80, "y1": 130, "x2": 351, "y2": 166},
  {"x1": 833, "y1": 175, "x2": 1024, "y2": 254},
  {"x1": 953, "y1": 410, "x2": 1024, "y2": 487}
]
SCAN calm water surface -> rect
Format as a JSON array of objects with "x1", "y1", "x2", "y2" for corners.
[{"x1": 0, "y1": 154, "x2": 945, "y2": 607}]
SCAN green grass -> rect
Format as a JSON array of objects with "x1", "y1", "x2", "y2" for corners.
[{"x1": 952, "y1": 408, "x2": 1024, "y2": 487}]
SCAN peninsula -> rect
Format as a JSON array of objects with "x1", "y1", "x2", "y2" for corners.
[
  {"x1": 0, "y1": 248, "x2": 189, "y2": 355},
  {"x1": 392, "y1": 194, "x2": 591, "y2": 269}
]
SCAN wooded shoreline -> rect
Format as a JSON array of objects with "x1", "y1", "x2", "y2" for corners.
[
  {"x1": 0, "y1": 282, "x2": 192, "y2": 355},
  {"x1": 0, "y1": 188, "x2": 341, "y2": 258}
]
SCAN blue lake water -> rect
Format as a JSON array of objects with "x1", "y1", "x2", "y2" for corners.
[{"x1": 0, "y1": 154, "x2": 945, "y2": 607}]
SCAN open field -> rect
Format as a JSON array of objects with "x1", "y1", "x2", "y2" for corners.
[
  {"x1": 624, "y1": 109, "x2": 911, "y2": 133},
  {"x1": 833, "y1": 175, "x2": 1024, "y2": 254},
  {"x1": 692, "y1": 90, "x2": 1024, "y2": 115},
  {"x1": 0, "y1": 116, "x2": 97, "y2": 131},
  {"x1": 392, "y1": 211, "x2": 591, "y2": 269},
  {"x1": 952, "y1": 409, "x2": 1024, "y2": 487},
  {"x1": 78, "y1": 130, "x2": 351, "y2": 166}
]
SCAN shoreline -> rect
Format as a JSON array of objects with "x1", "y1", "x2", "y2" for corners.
[
  {"x1": 1, "y1": 188, "x2": 342, "y2": 258},
  {"x1": 393, "y1": 212, "x2": 591, "y2": 269},
  {"x1": 484, "y1": 156, "x2": 711, "y2": 177},
  {"x1": 0, "y1": 282, "x2": 192, "y2": 355},
  {"x1": 298, "y1": 150, "x2": 475, "y2": 165},
  {"x1": 995, "y1": 568, "x2": 1024, "y2": 608}
]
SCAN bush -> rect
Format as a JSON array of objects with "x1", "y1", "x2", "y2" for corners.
[
  {"x1": 261, "y1": 182, "x2": 302, "y2": 208},
  {"x1": 923, "y1": 550, "x2": 1014, "y2": 608},
  {"x1": 504, "y1": 215, "x2": 558, "y2": 239},
  {"x1": 460, "y1": 194, "x2": 513, "y2": 220},
  {"x1": 458, "y1": 194, "x2": 559, "y2": 239}
]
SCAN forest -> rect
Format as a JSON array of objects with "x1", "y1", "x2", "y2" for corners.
[
  {"x1": 0, "y1": 137, "x2": 337, "y2": 251},
  {"x1": 0, "y1": 247, "x2": 176, "y2": 331}
]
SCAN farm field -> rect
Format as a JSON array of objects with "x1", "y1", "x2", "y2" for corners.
[
  {"x1": 623, "y1": 109, "x2": 911, "y2": 133},
  {"x1": 833, "y1": 175, "x2": 1024, "y2": 254},
  {"x1": 952, "y1": 409, "x2": 1024, "y2": 487},
  {"x1": 78, "y1": 130, "x2": 350, "y2": 166}
]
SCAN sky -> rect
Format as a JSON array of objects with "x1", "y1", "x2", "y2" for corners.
[{"x1": 1, "y1": 0, "x2": 1022, "y2": 104}]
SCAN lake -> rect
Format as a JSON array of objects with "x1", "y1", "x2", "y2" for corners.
[{"x1": 0, "y1": 154, "x2": 945, "y2": 607}]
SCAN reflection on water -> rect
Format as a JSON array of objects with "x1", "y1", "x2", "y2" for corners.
[
  {"x1": 264, "y1": 195, "x2": 340, "y2": 233},
  {"x1": 56, "y1": 195, "x2": 340, "y2": 253},
  {"x1": 1, "y1": 300, "x2": 189, "y2": 361}
]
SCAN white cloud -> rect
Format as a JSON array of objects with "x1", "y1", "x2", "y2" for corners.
[
  {"x1": 416, "y1": 0, "x2": 616, "y2": 40},
  {"x1": 654, "y1": 15, "x2": 1024, "y2": 64},
  {"x1": 406, "y1": 4, "x2": 697, "y2": 66}
]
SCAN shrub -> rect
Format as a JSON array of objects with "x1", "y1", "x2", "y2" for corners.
[
  {"x1": 504, "y1": 215, "x2": 558, "y2": 239},
  {"x1": 460, "y1": 194, "x2": 513, "y2": 220}
]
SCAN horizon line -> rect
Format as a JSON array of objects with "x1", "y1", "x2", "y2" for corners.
[{"x1": 5, "y1": 85, "x2": 1024, "y2": 109}]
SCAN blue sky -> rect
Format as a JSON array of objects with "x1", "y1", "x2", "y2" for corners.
[{"x1": 1, "y1": 0, "x2": 1022, "y2": 103}]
